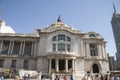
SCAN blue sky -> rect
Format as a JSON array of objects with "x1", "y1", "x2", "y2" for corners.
[{"x1": 0, "y1": 0, "x2": 120, "y2": 56}]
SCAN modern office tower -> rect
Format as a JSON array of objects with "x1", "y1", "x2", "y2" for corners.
[{"x1": 111, "y1": 4, "x2": 120, "y2": 67}]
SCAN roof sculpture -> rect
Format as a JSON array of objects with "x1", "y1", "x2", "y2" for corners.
[{"x1": 0, "y1": 20, "x2": 15, "y2": 33}]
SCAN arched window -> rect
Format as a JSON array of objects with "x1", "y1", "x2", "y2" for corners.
[
  {"x1": 58, "y1": 34, "x2": 65, "y2": 41},
  {"x1": 89, "y1": 34, "x2": 96, "y2": 38},
  {"x1": 52, "y1": 34, "x2": 71, "y2": 52},
  {"x1": 52, "y1": 36, "x2": 57, "y2": 41},
  {"x1": 67, "y1": 36, "x2": 71, "y2": 42},
  {"x1": 93, "y1": 64, "x2": 99, "y2": 73}
]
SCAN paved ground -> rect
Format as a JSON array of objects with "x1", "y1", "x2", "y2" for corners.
[
  {"x1": 4, "y1": 79, "x2": 50, "y2": 80},
  {"x1": 4, "y1": 79, "x2": 38, "y2": 80},
  {"x1": 4, "y1": 79, "x2": 37, "y2": 80}
]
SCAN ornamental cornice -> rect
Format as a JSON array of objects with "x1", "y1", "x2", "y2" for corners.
[
  {"x1": 0, "y1": 55, "x2": 37, "y2": 59},
  {"x1": 83, "y1": 38, "x2": 104, "y2": 41},
  {"x1": 0, "y1": 33, "x2": 39, "y2": 38},
  {"x1": 46, "y1": 51, "x2": 76, "y2": 59},
  {"x1": 36, "y1": 22, "x2": 82, "y2": 34},
  {"x1": 84, "y1": 57, "x2": 108, "y2": 61},
  {"x1": 83, "y1": 39, "x2": 106, "y2": 44},
  {"x1": 38, "y1": 26, "x2": 82, "y2": 34}
]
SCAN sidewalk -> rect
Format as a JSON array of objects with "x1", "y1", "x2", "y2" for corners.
[{"x1": 4, "y1": 79, "x2": 50, "y2": 80}]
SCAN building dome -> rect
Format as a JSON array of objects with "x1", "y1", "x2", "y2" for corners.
[
  {"x1": 50, "y1": 21, "x2": 68, "y2": 27},
  {"x1": 50, "y1": 15, "x2": 68, "y2": 27},
  {"x1": 0, "y1": 20, "x2": 15, "y2": 33}
]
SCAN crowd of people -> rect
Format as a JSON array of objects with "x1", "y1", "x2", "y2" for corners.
[
  {"x1": 82, "y1": 73, "x2": 120, "y2": 80},
  {"x1": 53, "y1": 72, "x2": 120, "y2": 80},
  {"x1": 54, "y1": 75, "x2": 74, "y2": 80},
  {"x1": 1, "y1": 70, "x2": 120, "y2": 80}
]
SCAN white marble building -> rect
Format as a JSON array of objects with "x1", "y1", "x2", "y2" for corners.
[{"x1": 0, "y1": 18, "x2": 109, "y2": 79}]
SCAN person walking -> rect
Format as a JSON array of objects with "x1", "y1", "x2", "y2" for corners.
[
  {"x1": 70, "y1": 75, "x2": 74, "y2": 80},
  {"x1": 64, "y1": 75, "x2": 68, "y2": 80},
  {"x1": 82, "y1": 75, "x2": 87, "y2": 80},
  {"x1": 55, "y1": 75, "x2": 60, "y2": 80},
  {"x1": 0, "y1": 75, "x2": 4, "y2": 80},
  {"x1": 94, "y1": 74, "x2": 100, "y2": 80},
  {"x1": 100, "y1": 73, "x2": 104, "y2": 80}
]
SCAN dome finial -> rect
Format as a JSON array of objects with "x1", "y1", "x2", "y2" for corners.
[
  {"x1": 57, "y1": 15, "x2": 62, "y2": 22},
  {"x1": 112, "y1": 2, "x2": 117, "y2": 13}
]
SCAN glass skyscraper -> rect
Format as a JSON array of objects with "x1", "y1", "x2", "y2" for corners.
[{"x1": 111, "y1": 5, "x2": 120, "y2": 68}]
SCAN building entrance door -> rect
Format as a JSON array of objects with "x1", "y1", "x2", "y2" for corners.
[
  {"x1": 59, "y1": 60, "x2": 65, "y2": 71},
  {"x1": 93, "y1": 64, "x2": 99, "y2": 73}
]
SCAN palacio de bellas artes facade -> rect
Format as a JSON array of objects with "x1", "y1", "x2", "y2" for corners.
[{"x1": 0, "y1": 16, "x2": 109, "y2": 79}]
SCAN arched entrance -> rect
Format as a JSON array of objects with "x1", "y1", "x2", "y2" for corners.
[{"x1": 92, "y1": 64, "x2": 99, "y2": 73}]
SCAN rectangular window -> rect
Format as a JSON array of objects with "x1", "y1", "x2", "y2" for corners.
[
  {"x1": 68, "y1": 60, "x2": 72, "y2": 69},
  {"x1": 1, "y1": 41, "x2": 10, "y2": 55},
  {"x1": 67, "y1": 44, "x2": 70, "y2": 52},
  {"x1": 12, "y1": 41, "x2": 21, "y2": 55},
  {"x1": 90, "y1": 50, "x2": 96, "y2": 56},
  {"x1": 89, "y1": 44, "x2": 98, "y2": 56},
  {"x1": 0, "y1": 59, "x2": 4, "y2": 67},
  {"x1": 59, "y1": 60, "x2": 65, "y2": 70},
  {"x1": 23, "y1": 60, "x2": 29, "y2": 69},
  {"x1": 58, "y1": 43, "x2": 65, "y2": 51},
  {"x1": 24, "y1": 42, "x2": 32, "y2": 56},
  {"x1": 11, "y1": 60, "x2": 16, "y2": 68},
  {"x1": 53, "y1": 44, "x2": 56, "y2": 51},
  {"x1": 51, "y1": 59, "x2": 55, "y2": 69}
]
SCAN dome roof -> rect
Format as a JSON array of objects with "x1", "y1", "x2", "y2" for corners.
[
  {"x1": 50, "y1": 21, "x2": 68, "y2": 27},
  {"x1": 0, "y1": 20, "x2": 15, "y2": 33},
  {"x1": 50, "y1": 15, "x2": 68, "y2": 27}
]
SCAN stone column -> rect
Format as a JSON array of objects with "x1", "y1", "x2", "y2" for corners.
[
  {"x1": 31, "y1": 42, "x2": 34, "y2": 56},
  {"x1": 97, "y1": 44, "x2": 101, "y2": 57},
  {"x1": 33, "y1": 41, "x2": 37, "y2": 56},
  {"x1": 86, "y1": 43, "x2": 90, "y2": 57},
  {"x1": 0, "y1": 40, "x2": 3, "y2": 53},
  {"x1": 10, "y1": 41, "x2": 14, "y2": 55},
  {"x1": 19, "y1": 41, "x2": 23, "y2": 55},
  {"x1": 8, "y1": 41, "x2": 12, "y2": 55},
  {"x1": 49, "y1": 59, "x2": 51, "y2": 74},
  {"x1": 65, "y1": 59, "x2": 68, "y2": 72},
  {"x1": 55, "y1": 59, "x2": 59, "y2": 72},
  {"x1": 102, "y1": 44, "x2": 106, "y2": 58},
  {"x1": 103, "y1": 43, "x2": 107, "y2": 59},
  {"x1": 84, "y1": 43, "x2": 87, "y2": 57},
  {"x1": 72, "y1": 59, "x2": 75, "y2": 73},
  {"x1": 22, "y1": 41, "x2": 25, "y2": 56},
  {"x1": 100, "y1": 44, "x2": 104, "y2": 58}
]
